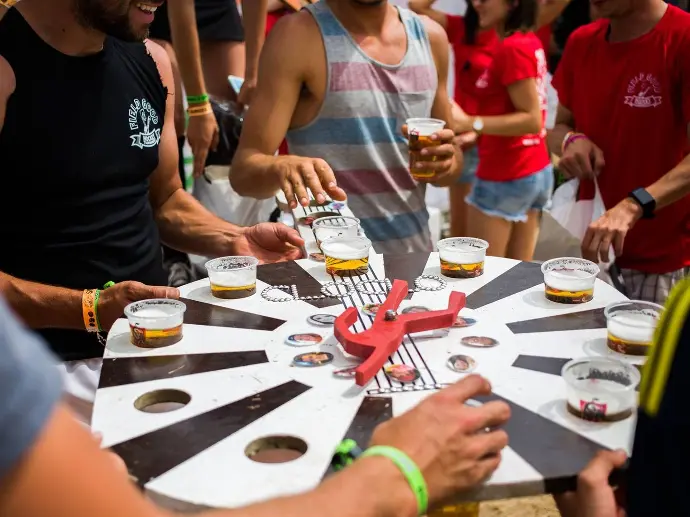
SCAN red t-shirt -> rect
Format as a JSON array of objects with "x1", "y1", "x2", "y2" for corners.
[
  {"x1": 475, "y1": 32, "x2": 550, "y2": 181},
  {"x1": 553, "y1": 6, "x2": 690, "y2": 273},
  {"x1": 446, "y1": 14, "x2": 498, "y2": 116},
  {"x1": 535, "y1": 24, "x2": 552, "y2": 54}
]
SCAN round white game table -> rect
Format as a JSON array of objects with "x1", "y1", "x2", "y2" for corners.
[{"x1": 92, "y1": 251, "x2": 637, "y2": 511}]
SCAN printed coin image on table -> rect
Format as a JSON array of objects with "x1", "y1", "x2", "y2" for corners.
[
  {"x1": 286, "y1": 333, "x2": 324, "y2": 346},
  {"x1": 385, "y1": 364, "x2": 420, "y2": 383},
  {"x1": 293, "y1": 352, "x2": 334, "y2": 367},
  {"x1": 361, "y1": 303, "x2": 381, "y2": 317},
  {"x1": 332, "y1": 365, "x2": 358, "y2": 378},
  {"x1": 308, "y1": 313, "x2": 337, "y2": 326},
  {"x1": 461, "y1": 336, "x2": 499, "y2": 348},
  {"x1": 453, "y1": 316, "x2": 477, "y2": 328},
  {"x1": 447, "y1": 354, "x2": 477, "y2": 373},
  {"x1": 309, "y1": 252, "x2": 325, "y2": 262}
]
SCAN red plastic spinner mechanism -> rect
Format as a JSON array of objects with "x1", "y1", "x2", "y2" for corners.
[{"x1": 333, "y1": 280, "x2": 466, "y2": 386}]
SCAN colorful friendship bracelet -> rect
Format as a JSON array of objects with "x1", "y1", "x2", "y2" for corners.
[
  {"x1": 561, "y1": 131, "x2": 588, "y2": 154},
  {"x1": 186, "y1": 93, "x2": 209, "y2": 105}
]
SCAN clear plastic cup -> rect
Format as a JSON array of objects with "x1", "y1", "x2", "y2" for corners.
[
  {"x1": 541, "y1": 257, "x2": 600, "y2": 304},
  {"x1": 562, "y1": 357, "x2": 640, "y2": 422},
  {"x1": 320, "y1": 236, "x2": 371, "y2": 277},
  {"x1": 605, "y1": 300, "x2": 664, "y2": 356},
  {"x1": 406, "y1": 117, "x2": 446, "y2": 180},
  {"x1": 312, "y1": 216, "x2": 361, "y2": 249},
  {"x1": 437, "y1": 237, "x2": 489, "y2": 278},
  {"x1": 205, "y1": 256, "x2": 259, "y2": 299},
  {"x1": 124, "y1": 299, "x2": 187, "y2": 348}
]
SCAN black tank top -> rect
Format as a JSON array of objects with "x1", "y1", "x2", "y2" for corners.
[{"x1": 0, "y1": 9, "x2": 168, "y2": 361}]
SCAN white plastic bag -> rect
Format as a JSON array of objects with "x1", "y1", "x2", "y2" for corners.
[
  {"x1": 549, "y1": 178, "x2": 615, "y2": 282},
  {"x1": 188, "y1": 165, "x2": 276, "y2": 268}
]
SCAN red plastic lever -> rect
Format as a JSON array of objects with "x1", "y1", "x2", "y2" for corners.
[{"x1": 333, "y1": 280, "x2": 466, "y2": 386}]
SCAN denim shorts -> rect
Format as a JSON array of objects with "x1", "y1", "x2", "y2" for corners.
[
  {"x1": 457, "y1": 146, "x2": 479, "y2": 184},
  {"x1": 466, "y1": 164, "x2": 554, "y2": 222}
]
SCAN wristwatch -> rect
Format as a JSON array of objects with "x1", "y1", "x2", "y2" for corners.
[
  {"x1": 331, "y1": 439, "x2": 363, "y2": 471},
  {"x1": 472, "y1": 117, "x2": 484, "y2": 135},
  {"x1": 628, "y1": 188, "x2": 656, "y2": 219}
]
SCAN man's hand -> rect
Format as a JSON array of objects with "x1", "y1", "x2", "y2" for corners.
[
  {"x1": 402, "y1": 125, "x2": 458, "y2": 185},
  {"x1": 98, "y1": 282, "x2": 180, "y2": 331},
  {"x1": 234, "y1": 222, "x2": 305, "y2": 263},
  {"x1": 187, "y1": 111, "x2": 220, "y2": 178},
  {"x1": 370, "y1": 375, "x2": 510, "y2": 505},
  {"x1": 555, "y1": 450, "x2": 628, "y2": 517},
  {"x1": 582, "y1": 198, "x2": 642, "y2": 263},
  {"x1": 273, "y1": 156, "x2": 348, "y2": 209},
  {"x1": 559, "y1": 137, "x2": 605, "y2": 180}
]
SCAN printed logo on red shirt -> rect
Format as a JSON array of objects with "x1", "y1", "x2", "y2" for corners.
[
  {"x1": 624, "y1": 73, "x2": 663, "y2": 108},
  {"x1": 475, "y1": 69, "x2": 489, "y2": 89}
]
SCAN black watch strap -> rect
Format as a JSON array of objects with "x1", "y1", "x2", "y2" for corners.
[{"x1": 628, "y1": 188, "x2": 656, "y2": 219}]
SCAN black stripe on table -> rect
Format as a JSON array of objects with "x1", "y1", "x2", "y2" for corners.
[
  {"x1": 99, "y1": 351, "x2": 269, "y2": 389},
  {"x1": 181, "y1": 297, "x2": 285, "y2": 331},
  {"x1": 383, "y1": 252, "x2": 431, "y2": 299},
  {"x1": 257, "y1": 261, "x2": 341, "y2": 308},
  {"x1": 465, "y1": 262, "x2": 544, "y2": 309},
  {"x1": 507, "y1": 308, "x2": 607, "y2": 334},
  {"x1": 112, "y1": 380, "x2": 311, "y2": 487}
]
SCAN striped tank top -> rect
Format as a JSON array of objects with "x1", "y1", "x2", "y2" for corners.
[{"x1": 286, "y1": 2, "x2": 437, "y2": 254}]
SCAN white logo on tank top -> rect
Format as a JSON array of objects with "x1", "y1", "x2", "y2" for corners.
[
  {"x1": 624, "y1": 73, "x2": 662, "y2": 108},
  {"x1": 128, "y1": 98, "x2": 161, "y2": 149}
]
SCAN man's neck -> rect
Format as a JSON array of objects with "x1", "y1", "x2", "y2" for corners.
[
  {"x1": 17, "y1": 0, "x2": 105, "y2": 56},
  {"x1": 326, "y1": 0, "x2": 394, "y2": 35},
  {"x1": 608, "y1": 0, "x2": 668, "y2": 43}
]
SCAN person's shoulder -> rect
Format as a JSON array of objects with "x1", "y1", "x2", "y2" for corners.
[
  {"x1": 143, "y1": 38, "x2": 174, "y2": 90},
  {"x1": 0, "y1": 53, "x2": 15, "y2": 102},
  {"x1": 269, "y1": 7, "x2": 321, "y2": 43},
  {"x1": 566, "y1": 18, "x2": 608, "y2": 46},
  {"x1": 417, "y1": 12, "x2": 448, "y2": 42},
  {"x1": 497, "y1": 31, "x2": 542, "y2": 56},
  {"x1": 661, "y1": 6, "x2": 690, "y2": 46}
]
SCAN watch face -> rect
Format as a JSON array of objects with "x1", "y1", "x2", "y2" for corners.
[{"x1": 472, "y1": 118, "x2": 484, "y2": 132}]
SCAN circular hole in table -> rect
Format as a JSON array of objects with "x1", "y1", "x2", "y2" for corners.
[
  {"x1": 245, "y1": 435, "x2": 308, "y2": 464},
  {"x1": 133, "y1": 389, "x2": 191, "y2": 413}
]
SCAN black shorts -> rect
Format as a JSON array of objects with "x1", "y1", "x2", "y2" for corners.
[{"x1": 148, "y1": 0, "x2": 245, "y2": 43}]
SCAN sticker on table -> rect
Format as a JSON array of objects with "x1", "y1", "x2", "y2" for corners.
[
  {"x1": 327, "y1": 201, "x2": 346, "y2": 211},
  {"x1": 447, "y1": 354, "x2": 477, "y2": 373},
  {"x1": 453, "y1": 316, "x2": 477, "y2": 328},
  {"x1": 401, "y1": 306, "x2": 430, "y2": 314},
  {"x1": 309, "y1": 252, "x2": 325, "y2": 262},
  {"x1": 461, "y1": 336, "x2": 499, "y2": 348},
  {"x1": 333, "y1": 365, "x2": 358, "y2": 378},
  {"x1": 298, "y1": 216, "x2": 316, "y2": 227},
  {"x1": 307, "y1": 313, "x2": 336, "y2": 326},
  {"x1": 362, "y1": 303, "x2": 382, "y2": 317},
  {"x1": 293, "y1": 352, "x2": 334, "y2": 367},
  {"x1": 286, "y1": 333, "x2": 324, "y2": 347},
  {"x1": 385, "y1": 364, "x2": 420, "y2": 383}
]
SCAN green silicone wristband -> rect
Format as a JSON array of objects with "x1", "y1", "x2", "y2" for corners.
[
  {"x1": 186, "y1": 93, "x2": 209, "y2": 104},
  {"x1": 361, "y1": 446, "x2": 428, "y2": 516},
  {"x1": 94, "y1": 289, "x2": 102, "y2": 332}
]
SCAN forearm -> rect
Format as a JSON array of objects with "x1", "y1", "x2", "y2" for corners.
[
  {"x1": 242, "y1": 0, "x2": 268, "y2": 82},
  {"x1": 154, "y1": 188, "x2": 244, "y2": 257},
  {"x1": 167, "y1": 0, "x2": 207, "y2": 97},
  {"x1": 204, "y1": 457, "x2": 416, "y2": 517},
  {"x1": 230, "y1": 150, "x2": 283, "y2": 199},
  {"x1": 479, "y1": 112, "x2": 542, "y2": 137},
  {"x1": 646, "y1": 154, "x2": 690, "y2": 211},
  {"x1": 546, "y1": 123, "x2": 573, "y2": 157},
  {"x1": 0, "y1": 272, "x2": 83, "y2": 329},
  {"x1": 537, "y1": 0, "x2": 570, "y2": 29}
]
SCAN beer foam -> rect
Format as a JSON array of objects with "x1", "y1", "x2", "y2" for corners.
[
  {"x1": 125, "y1": 300, "x2": 186, "y2": 331},
  {"x1": 437, "y1": 237, "x2": 488, "y2": 265},
  {"x1": 321, "y1": 237, "x2": 370, "y2": 260},
  {"x1": 209, "y1": 269, "x2": 256, "y2": 287},
  {"x1": 607, "y1": 312, "x2": 658, "y2": 343},
  {"x1": 545, "y1": 268, "x2": 597, "y2": 291}
]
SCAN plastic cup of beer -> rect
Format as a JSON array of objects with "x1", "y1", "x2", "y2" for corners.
[
  {"x1": 605, "y1": 300, "x2": 664, "y2": 356},
  {"x1": 320, "y1": 236, "x2": 371, "y2": 276},
  {"x1": 406, "y1": 117, "x2": 446, "y2": 180},
  {"x1": 312, "y1": 216, "x2": 360, "y2": 249},
  {"x1": 124, "y1": 299, "x2": 187, "y2": 348},
  {"x1": 541, "y1": 257, "x2": 599, "y2": 304},
  {"x1": 437, "y1": 237, "x2": 489, "y2": 278},
  {"x1": 205, "y1": 256, "x2": 259, "y2": 299},
  {"x1": 562, "y1": 357, "x2": 639, "y2": 422}
]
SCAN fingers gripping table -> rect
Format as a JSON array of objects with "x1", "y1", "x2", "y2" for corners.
[{"x1": 92, "y1": 248, "x2": 635, "y2": 511}]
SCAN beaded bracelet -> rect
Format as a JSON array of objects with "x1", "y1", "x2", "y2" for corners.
[{"x1": 186, "y1": 93, "x2": 209, "y2": 105}]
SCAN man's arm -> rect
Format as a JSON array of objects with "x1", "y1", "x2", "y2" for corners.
[
  {"x1": 423, "y1": 16, "x2": 463, "y2": 185},
  {"x1": 546, "y1": 103, "x2": 574, "y2": 157},
  {"x1": 231, "y1": 13, "x2": 314, "y2": 199},
  {"x1": 536, "y1": 0, "x2": 571, "y2": 30},
  {"x1": 144, "y1": 40, "x2": 244, "y2": 257},
  {"x1": 166, "y1": 0, "x2": 206, "y2": 102}
]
